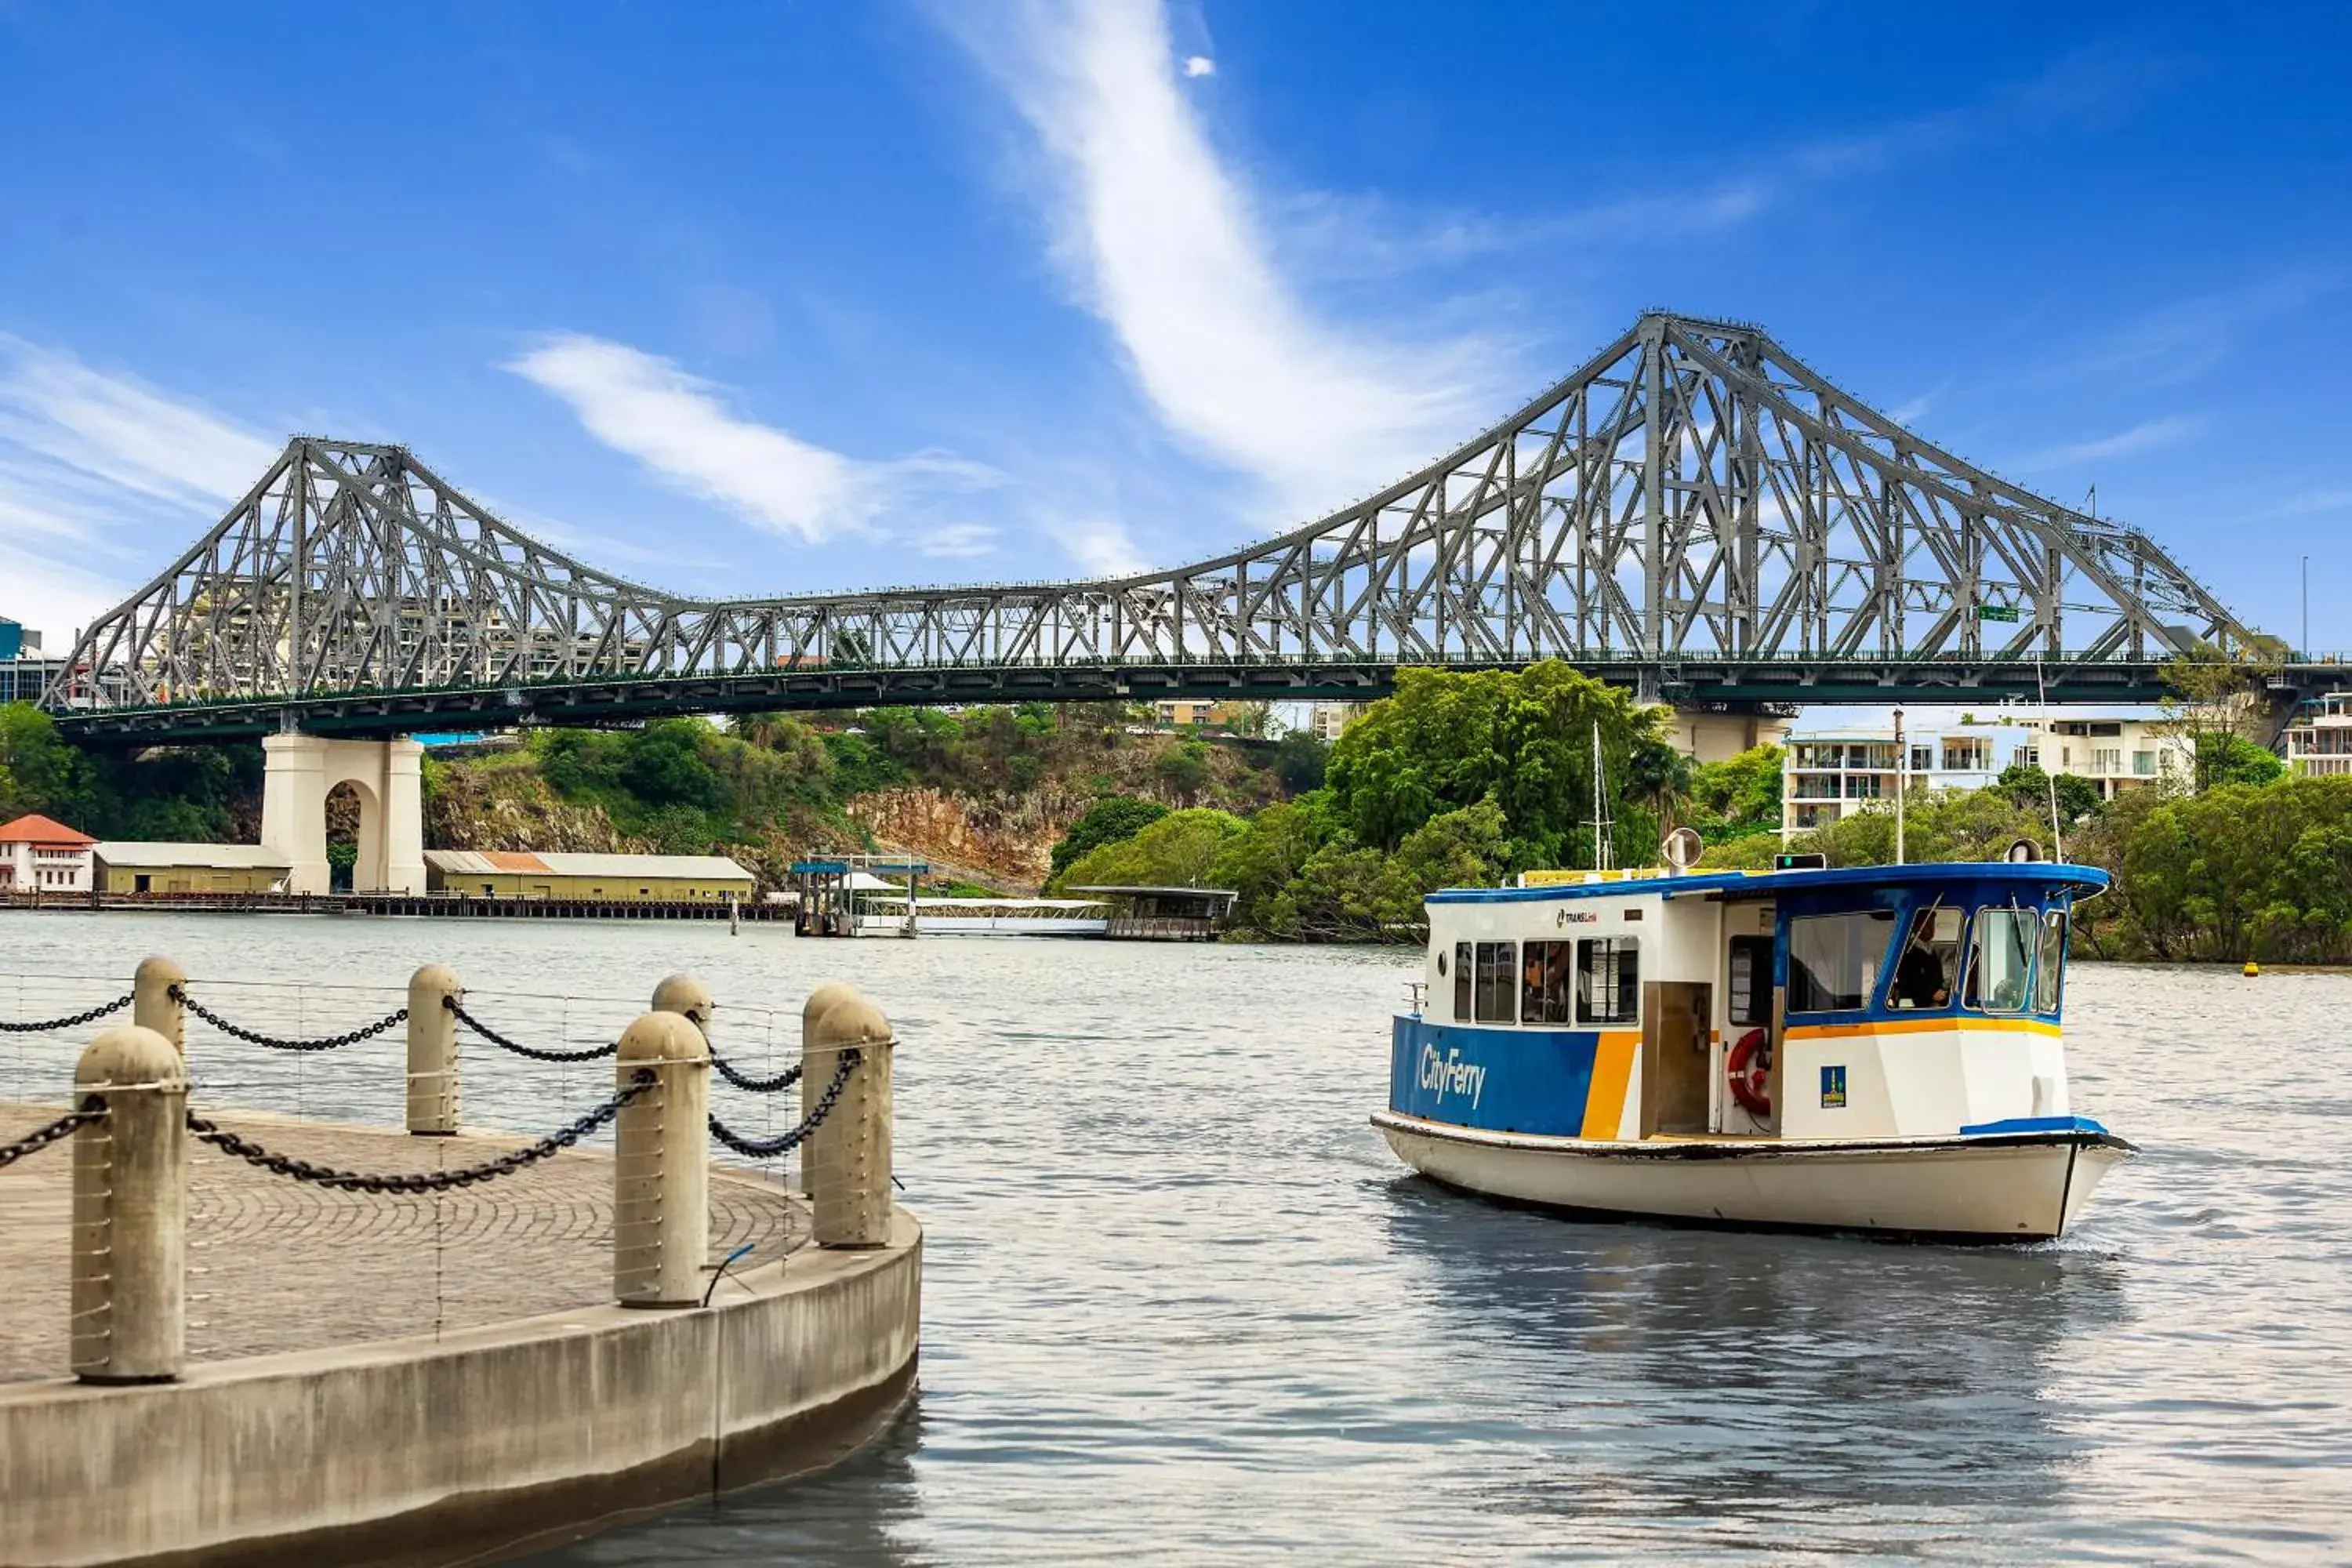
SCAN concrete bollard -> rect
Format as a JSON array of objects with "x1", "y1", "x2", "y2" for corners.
[
  {"x1": 405, "y1": 964, "x2": 462, "y2": 1135},
  {"x1": 797, "y1": 982, "x2": 855, "y2": 1198},
  {"x1": 71, "y1": 1024, "x2": 188, "y2": 1383},
  {"x1": 806, "y1": 992, "x2": 895, "y2": 1249},
  {"x1": 650, "y1": 972, "x2": 714, "y2": 1036},
  {"x1": 132, "y1": 955, "x2": 186, "y2": 1058},
  {"x1": 612, "y1": 1011, "x2": 710, "y2": 1308}
]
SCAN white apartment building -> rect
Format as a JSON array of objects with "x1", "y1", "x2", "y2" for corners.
[
  {"x1": 1780, "y1": 720, "x2": 2029, "y2": 836},
  {"x1": 2284, "y1": 692, "x2": 2352, "y2": 777},
  {"x1": 0, "y1": 814, "x2": 97, "y2": 894},
  {"x1": 1307, "y1": 702, "x2": 1363, "y2": 741},
  {"x1": 2025, "y1": 713, "x2": 2190, "y2": 799}
]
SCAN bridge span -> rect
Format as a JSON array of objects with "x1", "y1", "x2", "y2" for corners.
[{"x1": 42, "y1": 310, "x2": 2279, "y2": 746}]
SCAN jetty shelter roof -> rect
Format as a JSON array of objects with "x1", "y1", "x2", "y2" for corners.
[
  {"x1": 1066, "y1": 885, "x2": 1241, "y2": 906},
  {"x1": 425, "y1": 850, "x2": 753, "y2": 883},
  {"x1": 0, "y1": 813, "x2": 96, "y2": 848},
  {"x1": 94, "y1": 842, "x2": 290, "y2": 869}
]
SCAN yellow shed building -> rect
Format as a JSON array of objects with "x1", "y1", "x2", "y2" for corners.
[
  {"x1": 424, "y1": 850, "x2": 755, "y2": 902},
  {"x1": 96, "y1": 843, "x2": 292, "y2": 895}
]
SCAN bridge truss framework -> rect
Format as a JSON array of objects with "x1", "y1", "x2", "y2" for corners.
[{"x1": 46, "y1": 311, "x2": 2261, "y2": 742}]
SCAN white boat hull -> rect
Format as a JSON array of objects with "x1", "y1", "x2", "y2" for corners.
[{"x1": 1373, "y1": 1111, "x2": 2131, "y2": 1243}]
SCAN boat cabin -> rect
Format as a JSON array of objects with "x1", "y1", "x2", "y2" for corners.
[{"x1": 1395, "y1": 862, "x2": 2106, "y2": 1145}]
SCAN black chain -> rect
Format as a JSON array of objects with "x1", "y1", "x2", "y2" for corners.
[
  {"x1": 0, "y1": 993, "x2": 133, "y2": 1033},
  {"x1": 446, "y1": 997, "x2": 617, "y2": 1062},
  {"x1": 0, "y1": 1100, "x2": 103, "y2": 1171},
  {"x1": 709, "y1": 1048, "x2": 859, "y2": 1159},
  {"x1": 185, "y1": 1069, "x2": 655, "y2": 1192},
  {"x1": 171, "y1": 985, "x2": 406, "y2": 1052},
  {"x1": 711, "y1": 1051, "x2": 804, "y2": 1094}
]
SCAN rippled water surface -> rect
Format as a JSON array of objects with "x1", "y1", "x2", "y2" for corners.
[{"x1": 5, "y1": 914, "x2": 2348, "y2": 1563}]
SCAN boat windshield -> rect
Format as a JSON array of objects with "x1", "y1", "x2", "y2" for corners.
[{"x1": 1963, "y1": 907, "x2": 2038, "y2": 1012}]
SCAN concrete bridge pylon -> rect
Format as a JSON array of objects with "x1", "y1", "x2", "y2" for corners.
[{"x1": 260, "y1": 735, "x2": 426, "y2": 895}]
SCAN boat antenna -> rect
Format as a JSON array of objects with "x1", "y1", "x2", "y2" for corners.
[
  {"x1": 2035, "y1": 656, "x2": 2064, "y2": 862},
  {"x1": 1893, "y1": 706, "x2": 1907, "y2": 866},
  {"x1": 1590, "y1": 722, "x2": 1616, "y2": 872}
]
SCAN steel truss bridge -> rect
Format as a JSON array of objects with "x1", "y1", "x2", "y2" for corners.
[{"x1": 46, "y1": 311, "x2": 2278, "y2": 744}]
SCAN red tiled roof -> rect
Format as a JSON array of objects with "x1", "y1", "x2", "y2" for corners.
[{"x1": 0, "y1": 814, "x2": 96, "y2": 848}]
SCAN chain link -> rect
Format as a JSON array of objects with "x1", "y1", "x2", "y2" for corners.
[
  {"x1": 711, "y1": 1051, "x2": 804, "y2": 1094},
  {"x1": 709, "y1": 1048, "x2": 859, "y2": 1159},
  {"x1": 171, "y1": 985, "x2": 407, "y2": 1052},
  {"x1": 0, "y1": 1100, "x2": 104, "y2": 1171},
  {"x1": 0, "y1": 993, "x2": 133, "y2": 1033},
  {"x1": 185, "y1": 1069, "x2": 655, "y2": 1192},
  {"x1": 446, "y1": 997, "x2": 618, "y2": 1062}
]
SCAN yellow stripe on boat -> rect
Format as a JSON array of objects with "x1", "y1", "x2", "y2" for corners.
[
  {"x1": 1581, "y1": 1029, "x2": 1642, "y2": 1138},
  {"x1": 1784, "y1": 1017, "x2": 2061, "y2": 1041}
]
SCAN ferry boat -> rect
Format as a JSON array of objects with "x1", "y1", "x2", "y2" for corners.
[{"x1": 1374, "y1": 858, "x2": 2134, "y2": 1243}]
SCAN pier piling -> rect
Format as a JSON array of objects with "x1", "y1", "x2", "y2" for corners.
[
  {"x1": 405, "y1": 964, "x2": 462, "y2": 1135},
  {"x1": 132, "y1": 954, "x2": 186, "y2": 1058},
  {"x1": 798, "y1": 982, "x2": 855, "y2": 1200},
  {"x1": 612, "y1": 1011, "x2": 710, "y2": 1308},
  {"x1": 808, "y1": 993, "x2": 895, "y2": 1249},
  {"x1": 71, "y1": 1023, "x2": 188, "y2": 1384},
  {"x1": 650, "y1": 971, "x2": 715, "y2": 1035}
]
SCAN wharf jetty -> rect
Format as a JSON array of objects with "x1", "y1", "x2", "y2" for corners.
[
  {"x1": 2, "y1": 889, "x2": 788, "y2": 920},
  {"x1": 0, "y1": 959, "x2": 919, "y2": 1567}
]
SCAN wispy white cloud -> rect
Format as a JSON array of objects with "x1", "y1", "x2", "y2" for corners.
[
  {"x1": 0, "y1": 337, "x2": 282, "y2": 644},
  {"x1": 2254, "y1": 488, "x2": 2352, "y2": 520},
  {"x1": 917, "y1": 522, "x2": 996, "y2": 560},
  {"x1": 1887, "y1": 382, "x2": 1952, "y2": 428},
  {"x1": 1051, "y1": 517, "x2": 1149, "y2": 578},
  {"x1": 2020, "y1": 414, "x2": 2201, "y2": 470},
  {"x1": 938, "y1": 0, "x2": 1484, "y2": 513},
  {"x1": 1181, "y1": 54, "x2": 1213, "y2": 78},
  {"x1": 507, "y1": 332, "x2": 1000, "y2": 550},
  {"x1": 2069, "y1": 270, "x2": 2344, "y2": 387},
  {"x1": 0, "y1": 336, "x2": 278, "y2": 510}
]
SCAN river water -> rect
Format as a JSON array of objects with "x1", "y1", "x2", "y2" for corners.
[{"x1": 3, "y1": 913, "x2": 2347, "y2": 1563}]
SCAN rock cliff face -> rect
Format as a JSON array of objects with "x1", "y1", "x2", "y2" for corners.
[
  {"x1": 848, "y1": 786, "x2": 1091, "y2": 889},
  {"x1": 424, "y1": 766, "x2": 638, "y2": 854}
]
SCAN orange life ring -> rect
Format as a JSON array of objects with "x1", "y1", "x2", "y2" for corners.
[{"x1": 1726, "y1": 1027, "x2": 1772, "y2": 1118}]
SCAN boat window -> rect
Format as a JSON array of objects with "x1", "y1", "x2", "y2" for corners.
[
  {"x1": 2034, "y1": 909, "x2": 2067, "y2": 1012},
  {"x1": 1475, "y1": 942, "x2": 1518, "y2": 1023},
  {"x1": 1576, "y1": 938, "x2": 1639, "y2": 1025},
  {"x1": 1888, "y1": 905, "x2": 1963, "y2": 1010},
  {"x1": 1522, "y1": 940, "x2": 1574, "y2": 1025},
  {"x1": 1727, "y1": 935, "x2": 1772, "y2": 1025},
  {"x1": 1453, "y1": 942, "x2": 1473, "y2": 1021},
  {"x1": 1787, "y1": 910, "x2": 1896, "y2": 1013},
  {"x1": 1965, "y1": 908, "x2": 2035, "y2": 1013}
]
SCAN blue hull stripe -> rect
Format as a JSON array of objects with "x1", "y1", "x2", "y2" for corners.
[{"x1": 1389, "y1": 1015, "x2": 1606, "y2": 1138}]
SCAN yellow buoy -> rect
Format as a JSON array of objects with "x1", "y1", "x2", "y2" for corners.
[{"x1": 2243, "y1": 960, "x2": 2261, "y2": 977}]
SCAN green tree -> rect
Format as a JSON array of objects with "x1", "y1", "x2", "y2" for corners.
[
  {"x1": 1058, "y1": 808, "x2": 1246, "y2": 889},
  {"x1": 1209, "y1": 790, "x2": 1349, "y2": 934},
  {"x1": 2194, "y1": 732, "x2": 2287, "y2": 790},
  {"x1": 1269, "y1": 730, "x2": 1329, "y2": 793},
  {"x1": 1994, "y1": 763, "x2": 2105, "y2": 826},
  {"x1": 1048, "y1": 796, "x2": 1170, "y2": 880},
  {"x1": 1686, "y1": 744, "x2": 1783, "y2": 841},
  {"x1": 1327, "y1": 662, "x2": 1670, "y2": 869},
  {"x1": 1152, "y1": 740, "x2": 1212, "y2": 803}
]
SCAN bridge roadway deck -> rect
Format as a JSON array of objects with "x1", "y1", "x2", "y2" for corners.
[{"x1": 0, "y1": 1101, "x2": 807, "y2": 1384}]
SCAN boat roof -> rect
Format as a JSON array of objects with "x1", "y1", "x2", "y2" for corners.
[{"x1": 1425, "y1": 861, "x2": 2109, "y2": 906}]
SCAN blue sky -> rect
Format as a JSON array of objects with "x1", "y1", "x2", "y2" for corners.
[{"x1": 1, "y1": 0, "x2": 2347, "y2": 659}]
